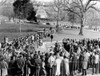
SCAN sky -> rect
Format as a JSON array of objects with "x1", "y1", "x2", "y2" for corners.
[
  {"x1": 0, "y1": 0, "x2": 54, "y2": 3},
  {"x1": 35, "y1": 0, "x2": 53, "y2": 2},
  {"x1": 0, "y1": 0, "x2": 100, "y2": 8}
]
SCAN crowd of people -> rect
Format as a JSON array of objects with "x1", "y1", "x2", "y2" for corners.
[
  {"x1": 0, "y1": 27, "x2": 54, "y2": 76},
  {"x1": 0, "y1": 27, "x2": 100, "y2": 76}
]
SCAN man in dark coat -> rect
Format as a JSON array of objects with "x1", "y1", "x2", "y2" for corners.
[
  {"x1": 29, "y1": 55, "x2": 36, "y2": 76},
  {"x1": 15, "y1": 55, "x2": 25, "y2": 76},
  {"x1": 8, "y1": 56, "x2": 16, "y2": 76},
  {"x1": 24, "y1": 56, "x2": 35, "y2": 76},
  {"x1": 50, "y1": 34, "x2": 53, "y2": 42}
]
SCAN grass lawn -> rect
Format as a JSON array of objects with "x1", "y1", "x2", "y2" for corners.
[
  {"x1": 0, "y1": 22, "x2": 100, "y2": 42},
  {"x1": 43, "y1": 29, "x2": 100, "y2": 42},
  {"x1": 0, "y1": 22, "x2": 50, "y2": 42}
]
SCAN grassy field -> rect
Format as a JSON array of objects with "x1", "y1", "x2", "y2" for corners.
[
  {"x1": 0, "y1": 22, "x2": 50, "y2": 42},
  {"x1": 43, "y1": 29, "x2": 100, "y2": 42},
  {"x1": 0, "y1": 22, "x2": 100, "y2": 42}
]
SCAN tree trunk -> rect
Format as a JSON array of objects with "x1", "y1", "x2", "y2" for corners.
[
  {"x1": 79, "y1": 25, "x2": 83, "y2": 35},
  {"x1": 72, "y1": 22, "x2": 74, "y2": 26},
  {"x1": 56, "y1": 20, "x2": 60, "y2": 32},
  {"x1": 56, "y1": 8, "x2": 61, "y2": 32},
  {"x1": 79, "y1": 17, "x2": 84, "y2": 35}
]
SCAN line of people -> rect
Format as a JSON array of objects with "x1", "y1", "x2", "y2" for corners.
[
  {"x1": 5, "y1": 38, "x2": 100, "y2": 76},
  {"x1": 0, "y1": 32, "x2": 100, "y2": 76},
  {"x1": 0, "y1": 27, "x2": 54, "y2": 76}
]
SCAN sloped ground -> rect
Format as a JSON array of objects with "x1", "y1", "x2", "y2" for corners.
[
  {"x1": 0, "y1": 22, "x2": 100, "y2": 42},
  {"x1": 43, "y1": 29, "x2": 100, "y2": 42},
  {"x1": 0, "y1": 22, "x2": 50, "y2": 41},
  {"x1": 0, "y1": 22, "x2": 100, "y2": 76}
]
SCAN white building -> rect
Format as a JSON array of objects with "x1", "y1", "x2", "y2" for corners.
[{"x1": 36, "y1": 6, "x2": 48, "y2": 18}]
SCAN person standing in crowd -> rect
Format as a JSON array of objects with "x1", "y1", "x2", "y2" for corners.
[
  {"x1": 45, "y1": 53, "x2": 50, "y2": 76},
  {"x1": 63, "y1": 54, "x2": 70, "y2": 76},
  {"x1": 24, "y1": 56, "x2": 34, "y2": 76},
  {"x1": 48, "y1": 53, "x2": 55, "y2": 76},
  {"x1": 78, "y1": 50, "x2": 84, "y2": 73},
  {"x1": 0, "y1": 54, "x2": 8, "y2": 76},
  {"x1": 8, "y1": 56, "x2": 16, "y2": 76},
  {"x1": 31, "y1": 35, "x2": 35, "y2": 43},
  {"x1": 40, "y1": 56, "x2": 47, "y2": 76},
  {"x1": 93, "y1": 52, "x2": 99, "y2": 74},
  {"x1": 15, "y1": 54, "x2": 25, "y2": 76},
  {"x1": 54, "y1": 53, "x2": 62, "y2": 76},
  {"x1": 50, "y1": 34, "x2": 53, "y2": 42},
  {"x1": 29, "y1": 53, "x2": 37, "y2": 76},
  {"x1": 43, "y1": 28, "x2": 46, "y2": 38},
  {"x1": 70, "y1": 52, "x2": 77, "y2": 76},
  {"x1": 35, "y1": 55, "x2": 42, "y2": 76},
  {"x1": 82, "y1": 49, "x2": 90, "y2": 76},
  {"x1": 91, "y1": 51, "x2": 95, "y2": 75}
]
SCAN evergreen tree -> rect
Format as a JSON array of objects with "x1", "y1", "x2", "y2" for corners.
[{"x1": 13, "y1": 0, "x2": 37, "y2": 22}]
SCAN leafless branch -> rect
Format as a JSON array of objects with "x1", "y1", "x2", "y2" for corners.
[
  {"x1": 72, "y1": 2, "x2": 81, "y2": 10},
  {"x1": 85, "y1": 2, "x2": 97, "y2": 11},
  {"x1": 64, "y1": 7, "x2": 81, "y2": 17},
  {"x1": 79, "y1": 0, "x2": 84, "y2": 10},
  {"x1": 91, "y1": 0, "x2": 100, "y2": 2},
  {"x1": 85, "y1": 0, "x2": 92, "y2": 10},
  {"x1": 88, "y1": 6, "x2": 100, "y2": 12}
]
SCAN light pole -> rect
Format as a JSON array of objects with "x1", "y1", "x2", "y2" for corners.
[
  {"x1": 19, "y1": 19, "x2": 21, "y2": 36},
  {"x1": 19, "y1": 13, "x2": 22, "y2": 36}
]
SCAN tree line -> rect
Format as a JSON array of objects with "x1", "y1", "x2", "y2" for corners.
[
  {"x1": 53, "y1": 0, "x2": 100, "y2": 35},
  {"x1": 1, "y1": 0, "x2": 100, "y2": 35}
]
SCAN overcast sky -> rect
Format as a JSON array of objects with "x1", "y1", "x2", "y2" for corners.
[
  {"x1": 36, "y1": 0, "x2": 53, "y2": 2},
  {"x1": 36, "y1": 0, "x2": 100, "y2": 8},
  {"x1": 0, "y1": 0, "x2": 100, "y2": 8}
]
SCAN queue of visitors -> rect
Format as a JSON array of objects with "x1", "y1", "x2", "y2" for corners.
[
  {"x1": 0, "y1": 27, "x2": 54, "y2": 76},
  {"x1": 0, "y1": 27, "x2": 100, "y2": 76}
]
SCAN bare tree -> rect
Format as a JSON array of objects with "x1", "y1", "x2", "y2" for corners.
[
  {"x1": 52, "y1": 0, "x2": 66, "y2": 32},
  {"x1": 1, "y1": 6, "x2": 15, "y2": 21},
  {"x1": 63, "y1": 0, "x2": 100, "y2": 35}
]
